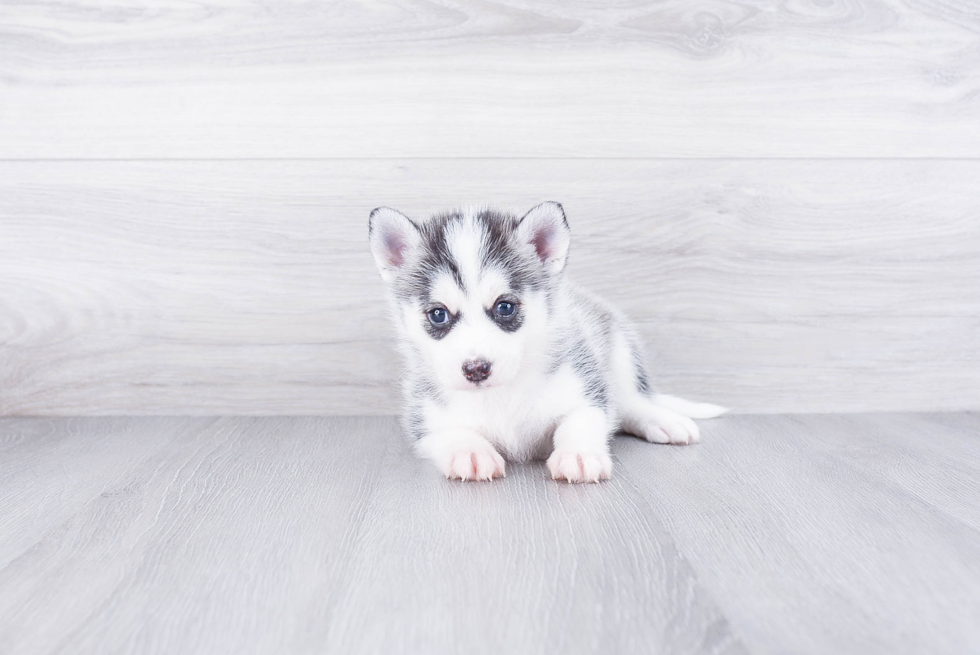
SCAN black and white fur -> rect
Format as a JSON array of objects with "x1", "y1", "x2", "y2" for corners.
[{"x1": 369, "y1": 202, "x2": 726, "y2": 483}]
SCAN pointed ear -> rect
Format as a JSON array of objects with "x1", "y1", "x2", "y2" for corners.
[
  {"x1": 518, "y1": 201, "x2": 570, "y2": 273},
  {"x1": 369, "y1": 207, "x2": 420, "y2": 282}
]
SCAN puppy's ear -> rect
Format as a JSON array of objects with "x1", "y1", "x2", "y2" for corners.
[
  {"x1": 518, "y1": 201, "x2": 570, "y2": 274},
  {"x1": 369, "y1": 207, "x2": 420, "y2": 282}
]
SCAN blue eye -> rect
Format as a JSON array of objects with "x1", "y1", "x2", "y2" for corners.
[
  {"x1": 495, "y1": 301, "x2": 516, "y2": 317},
  {"x1": 427, "y1": 307, "x2": 450, "y2": 326}
]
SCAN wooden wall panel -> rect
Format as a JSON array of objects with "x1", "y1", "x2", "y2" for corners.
[
  {"x1": 1, "y1": 0, "x2": 979, "y2": 158},
  {"x1": 2, "y1": 159, "x2": 977, "y2": 415}
]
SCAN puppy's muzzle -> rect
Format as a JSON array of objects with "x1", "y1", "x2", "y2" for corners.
[{"x1": 462, "y1": 358, "x2": 492, "y2": 384}]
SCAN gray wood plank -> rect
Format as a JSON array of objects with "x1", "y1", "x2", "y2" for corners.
[
  {"x1": 319, "y1": 435, "x2": 745, "y2": 655},
  {"x1": 0, "y1": 417, "x2": 216, "y2": 570},
  {"x1": 0, "y1": 416, "x2": 392, "y2": 655},
  {"x1": 0, "y1": 416, "x2": 746, "y2": 655},
  {"x1": 613, "y1": 413, "x2": 980, "y2": 655},
  {"x1": 1, "y1": 1, "x2": 979, "y2": 158},
  {"x1": 2, "y1": 160, "x2": 978, "y2": 415},
  {"x1": 2, "y1": 415, "x2": 979, "y2": 654},
  {"x1": 781, "y1": 413, "x2": 980, "y2": 531}
]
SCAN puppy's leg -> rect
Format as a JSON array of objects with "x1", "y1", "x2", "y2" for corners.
[
  {"x1": 547, "y1": 406, "x2": 613, "y2": 483},
  {"x1": 416, "y1": 429, "x2": 506, "y2": 481},
  {"x1": 611, "y1": 332, "x2": 702, "y2": 445}
]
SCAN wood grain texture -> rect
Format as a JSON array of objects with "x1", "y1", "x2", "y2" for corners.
[
  {"x1": 778, "y1": 412, "x2": 980, "y2": 531},
  {"x1": 0, "y1": 416, "x2": 747, "y2": 655},
  {"x1": 2, "y1": 0, "x2": 980, "y2": 158},
  {"x1": 1, "y1": 414, "x2": 979, "y2": 654},
  {"x1": 0, "y1": 417, "x2": 394, "y2": 655},
  {"x1": 2, "y1": 159, "x2": 978, "y2": 416},
  {"x1": 615, "y1": 413, "x2": 980, "y2": 655}
]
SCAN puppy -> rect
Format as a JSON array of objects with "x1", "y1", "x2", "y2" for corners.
[{"x1": 368, "y1": 202, "x2": 726, "y2": 483}]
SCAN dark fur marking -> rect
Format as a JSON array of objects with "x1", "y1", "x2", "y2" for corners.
[
  {"x1": 397, "y1": 211, "x2": 466, "y2": 301},
  {"x1": 393, "y1": 209, "x2": 548, "y2": 311},
  {"x1": 475, "y1": 209, "x2": 542, "y2": 292},
  {"x1": 404, "y1": 375, "x2": 444, "y2": 440},
  {"x1": 631, "y1": 344, "x2": 652, "y2": 396},
  {"x1": 566, "y1": 340, "x2": 609, "y2": 408},
  {"x1": 404, "y1": 405, "x2": 426, "y2": 441}
]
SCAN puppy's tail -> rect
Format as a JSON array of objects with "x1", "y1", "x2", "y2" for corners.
[{"x1": 651, "y1": 393, "x2": 728, "y2": 419}]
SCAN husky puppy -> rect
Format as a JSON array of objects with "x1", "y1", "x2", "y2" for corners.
[{"x1": 368, "y1": 202, "x2": 725, "y2": 483}]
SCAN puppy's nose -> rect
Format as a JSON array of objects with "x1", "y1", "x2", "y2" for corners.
[{"x1": 462, "y1": 358, "x2": 492, "y2": 383}]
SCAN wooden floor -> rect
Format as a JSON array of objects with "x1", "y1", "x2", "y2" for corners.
[{"x1": 1, "y1": 414, "x2": 978, "y2": 654}]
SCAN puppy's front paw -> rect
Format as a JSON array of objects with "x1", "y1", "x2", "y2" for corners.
[
  {"x1": 547, "y1": 448, "x2": 612, "y2": 483},
  {"x1": 441, "y1": 445, "x2": 506, "y2": 481},
  {"x1": 417, "y1": 431, "x2": 506, "y2": 482}
]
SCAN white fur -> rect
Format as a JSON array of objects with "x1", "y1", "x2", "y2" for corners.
[{"x1": 650, "y1": 393, "x2": 729, "y2": 419}]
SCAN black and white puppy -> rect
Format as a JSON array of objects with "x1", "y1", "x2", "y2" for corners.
[{"x1": 369, "y1": 202, "x2": 725, "y2": 483}]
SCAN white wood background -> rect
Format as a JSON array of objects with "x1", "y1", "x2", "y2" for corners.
[{"x1": 1, "y1": 0, "x2": 978, "y2": 415}]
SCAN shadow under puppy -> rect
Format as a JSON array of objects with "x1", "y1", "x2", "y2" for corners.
[{"x1": 369, "y1": 202, "x2": 725, "y2": 483}]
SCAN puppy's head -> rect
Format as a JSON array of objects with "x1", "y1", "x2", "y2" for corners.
[{"x1": 369, "y1": 202, "x2": 570, "y2": 391}]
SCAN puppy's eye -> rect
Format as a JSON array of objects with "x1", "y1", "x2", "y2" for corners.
[
  {"x1": 495, "y1": 301, "x2": 516, "y2": 317},
  {"x1": 427, "y1": 307, "x2": 450, "y2": 326}
]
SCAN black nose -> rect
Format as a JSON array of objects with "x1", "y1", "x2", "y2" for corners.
[{"x1": 462, "y1": 358, "x2": 492, "y2": 383}]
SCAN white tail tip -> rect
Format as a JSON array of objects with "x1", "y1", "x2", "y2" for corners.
[{"x1": 651, "y1": 394, "x2": 729, "y2": 419}]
